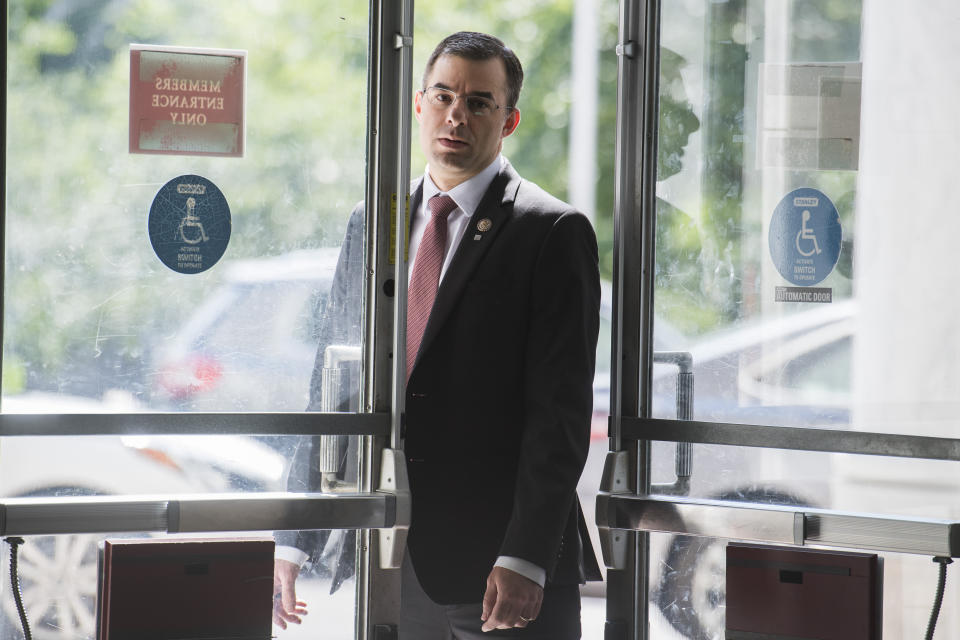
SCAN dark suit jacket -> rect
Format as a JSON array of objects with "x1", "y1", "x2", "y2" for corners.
[{"x1": 279, "y1": 160, "x2": 602, "y2": 605}]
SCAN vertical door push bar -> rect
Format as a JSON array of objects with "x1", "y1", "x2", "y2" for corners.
[
  {"x1": 598, "y1": 352, "x2": 693, "y2": 569},
  {"x1": 320, "y1": 346, "x2": 410, "y2": 569}
]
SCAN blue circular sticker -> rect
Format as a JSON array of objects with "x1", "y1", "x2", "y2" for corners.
[
  {"x1": 768, "y1": 187, "x2": 842, "y2": 286},
  {"x1": 149, "y1": 175, "x2": 231, "y2": 274}
]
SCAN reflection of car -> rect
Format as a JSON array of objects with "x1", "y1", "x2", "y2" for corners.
[
  {"x1": 0, "y1": 391, "x2": 287, "y2": 640},
  {"x1": 581, "y1": 300, "x2": 855, "y2": 601},
  {"x1": 1, "y1": 392, "x2": 287, "y2": 496},
  {"x1": 590, "y1": 282, "x2": 690, "y2": 436},
  {"x1": 151, "y1": 248, "x2": 341, "y2": 412},
  {"x1": 639, "y1": 302, "x2": 856, "y2": 640},
  {"x1": 651, "y1": 300, "x2": 854, "y2": 427}
]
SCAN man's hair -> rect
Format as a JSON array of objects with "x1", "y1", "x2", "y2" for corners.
[{"x1": 422, "y1": 31, "x2": 524, "y2": 110}]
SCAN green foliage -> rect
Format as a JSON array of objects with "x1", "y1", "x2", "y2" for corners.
[
  {"x1": 1, "y1": 354, "x2": 27, "y2": 396},
  {"x1": 698, "y1": 0, "x2": 748, "y2": 324},
  {"x1": 5, "y1": 1, "x2": 370, "y2": 396}
]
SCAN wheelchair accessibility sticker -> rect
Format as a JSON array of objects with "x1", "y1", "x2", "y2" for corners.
[
  {"x1": 148, "y1": 175, "x2": 231, "y2": 274},
  {"x1": 768, "y1": 187, "x2": 842, "y2": 287}
]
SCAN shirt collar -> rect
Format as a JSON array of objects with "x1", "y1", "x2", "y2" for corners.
[{"x1": 422, "y1": 155, "x2": 504, "y2": 218}]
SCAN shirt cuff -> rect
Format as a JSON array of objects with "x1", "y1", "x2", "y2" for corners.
[
  {"x1": 494, "y1": 556, "x2": 546, "y2": 588},
  {"x1": 275, "y1": 545, "x2": 310, "y2": 567}
]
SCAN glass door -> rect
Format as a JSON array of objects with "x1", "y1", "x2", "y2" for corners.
[
  {"x1": 602, "y1": 0, "x2": 960, "y2": 638},
  {"x1": 1, "y1": 2, "x2": 412, "y2": 639}
]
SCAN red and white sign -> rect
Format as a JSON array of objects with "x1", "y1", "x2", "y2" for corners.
[{"x1": 130, "y1": 45, "x2": 245, "y2": 157}]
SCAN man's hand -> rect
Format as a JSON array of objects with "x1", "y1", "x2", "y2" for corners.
[
  {"x1": 273, "y1": 559, "x2": 308, "y2": 629},
  {"x1": 480, "y1": 566, "x2": 544, "y2": 632}
]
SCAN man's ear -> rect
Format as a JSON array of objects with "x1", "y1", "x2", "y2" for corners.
[
  {"x1": 502, "y1": 108, "x2": 521, "y2": 138},
  {"x1": 414, "y1": 90, "x2": 423, "y2": 122}
]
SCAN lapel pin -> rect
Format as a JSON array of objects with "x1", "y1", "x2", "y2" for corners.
[{"x1": 477, "y1": 218, "x2": 493, "y2": 232}]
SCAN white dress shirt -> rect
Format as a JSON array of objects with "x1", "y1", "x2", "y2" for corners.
[{"x1": 278, "y1": 155, "x2": 546, "y2": 589}]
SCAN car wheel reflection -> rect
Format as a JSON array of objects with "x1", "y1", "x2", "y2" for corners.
[
  {"x1": 653, "y1": 488, "x2": 812, "y2": 640},
  {"x1": 1, "y1": 534, "x2": 100, "y2": 640}
]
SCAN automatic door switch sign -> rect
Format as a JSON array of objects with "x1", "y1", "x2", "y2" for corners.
[
  {"x1": 149, "y1": 175, "x2": 231, "y2": 274},
  {"x1": 768, "y1": 187, "x2": 842, "y2": 287}
]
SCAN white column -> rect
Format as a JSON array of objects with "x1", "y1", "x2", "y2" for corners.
[
  {"x1": 852, "y1": 0, "x2": 960, "y2": 439},
  {"x1": 844, "y1": 2, "x2": 960, "y2": 635}
]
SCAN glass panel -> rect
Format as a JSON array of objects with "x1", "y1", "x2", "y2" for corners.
[
  {"x1": 651, "y1": 1, "x2": 960, "y2": 638},
  {"x1": 650, "y1": 0, "x2": 960, "y2": 463},
  {"x1": 4, "y1": 1, "x2": 366, "y2": 413},
  {"x1": 654, "y1": 0, "x2": 960, "y2": 434},
  {"x1": 652, "y1": 0, "x2": 864, "y2": 430},
  {"x1": 652, "y1": 0, "x2": 960, "y2": 436},
  {"x1": 3, "y1": 2, "x2": 368, "y2": 639}
]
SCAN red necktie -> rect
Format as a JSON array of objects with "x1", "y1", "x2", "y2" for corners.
[{"x1": 406, "y1": 194, "x2": 457, "y2": 380}]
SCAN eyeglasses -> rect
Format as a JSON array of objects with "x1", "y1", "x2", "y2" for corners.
[{"x1": 420, "y1": 86, "x2": 514, "y2": 118}]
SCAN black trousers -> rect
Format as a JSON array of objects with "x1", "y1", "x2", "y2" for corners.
[{"x1": 399, "y1": 553, "x2": 582, "y2": 640}]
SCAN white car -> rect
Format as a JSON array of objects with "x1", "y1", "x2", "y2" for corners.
[
  {"x1": 641, "y1": 302, "x2": 857, "y2": 640},
  {"x1": 0, "y1": 391, "x2": 287, "y2": 640},
  {"x1": 150, "y1": 248, "x2": 341, "y2": 413}
]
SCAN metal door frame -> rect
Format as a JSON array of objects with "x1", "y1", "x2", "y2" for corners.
[{"x1": 603, "y1": 0, "x2": 660, "y2": 637}]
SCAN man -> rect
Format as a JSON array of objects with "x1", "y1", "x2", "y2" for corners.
[{"x1": 274, "y1": 31, "x2": 601, "y2": 639}]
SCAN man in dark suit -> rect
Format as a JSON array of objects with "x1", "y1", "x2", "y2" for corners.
[{"x1": 274, "y1": 31, "x2": 601, "y2": 639}]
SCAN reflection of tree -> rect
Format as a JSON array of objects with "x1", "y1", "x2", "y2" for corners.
[
  {"x1": 593, "y1": 31, "x2": 713, "y2": 333},
  {"x1": 658, "y1": 49, "x2": 700, "y2": 183},
  {"x1": 655, "y1": 49, "x2": 708, "y2": 334},
  {"x1": 700, "y1": 0, "x2": 747, "y2": 324},
  {"x1": 5, "y1": 1, "x2": 370, "y2": 395}
]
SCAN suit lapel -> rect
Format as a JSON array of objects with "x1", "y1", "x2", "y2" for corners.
[{"x1": 411, "y1": 163, "x2": 522, "y2": 371}]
